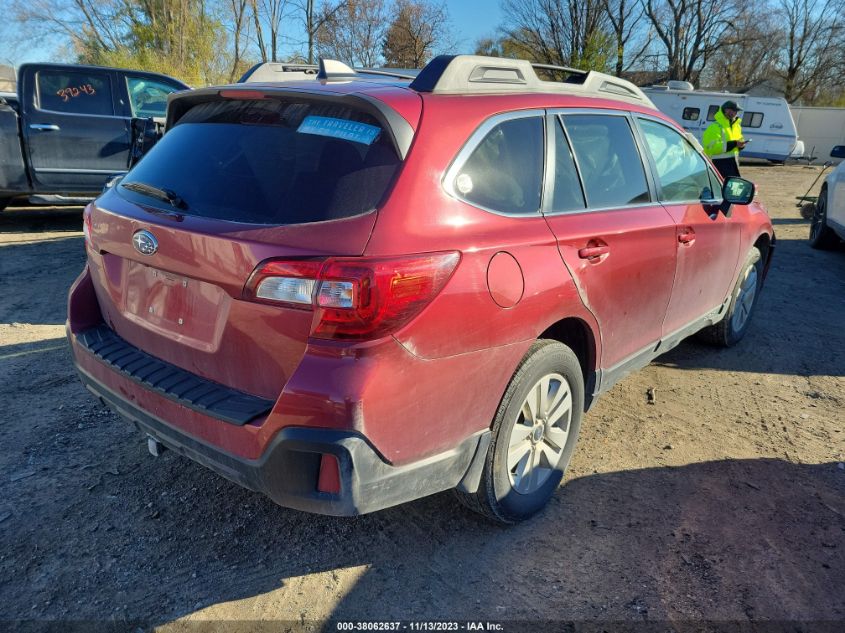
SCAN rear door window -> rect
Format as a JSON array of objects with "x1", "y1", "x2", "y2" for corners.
[
  {"x1": 549, "y1": 118, "x2": 586, "y2": 213},
  {"x1": 126, "y1": 76, "x2": 183, "y2": 118},
  {"x1": 638, "y1": 118, "x2": 715, "y2": 202},
  {"x1": 561, "y1": 114, "x2": 650, "y2": 208},
  {"x1": 119, "y1": 98, "x2": 401, "y2": 224},
  {"x1": 37, "y1": 70, "x2": 114, "y2": 116},
  {"x1": 451, "y1": 115, "x2": 544, "y2": 215}
]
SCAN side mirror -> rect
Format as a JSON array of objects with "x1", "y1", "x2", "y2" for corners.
[
  {"x1": 830, "y1": 145, "x2": 845, "y2": 159},
  {"x1": 723, "y1": 177, "x2": 755, "y2": 205}
]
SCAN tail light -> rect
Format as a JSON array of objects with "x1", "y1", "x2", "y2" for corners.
[{"x1": 244, "y1": 252, "x2": 460, "y2": 340}]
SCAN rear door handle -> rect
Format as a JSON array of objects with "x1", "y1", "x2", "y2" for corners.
[
  {"x1": 30, "y1": 123, "x2": 60, "y2": 131},
  {"x1": 578, "y1": 245, "x2": 610, "y2": 259}
]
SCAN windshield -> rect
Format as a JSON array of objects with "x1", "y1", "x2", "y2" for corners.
[{"x1": 119, "y1": 98, "x2": 401, "y2": 225}]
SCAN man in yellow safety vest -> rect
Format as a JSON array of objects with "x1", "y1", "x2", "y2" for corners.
[{"x1": 702, "y1": 100, "x2": 747, "y2": 179}]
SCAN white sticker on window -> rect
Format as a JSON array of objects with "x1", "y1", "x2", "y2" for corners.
[{"x1": 297, "y1": 115, "x2": 381, "y2": 145}]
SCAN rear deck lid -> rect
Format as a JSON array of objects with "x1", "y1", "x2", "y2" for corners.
[{"x1": 86, "y1": 92, "x2": 409, "y2": 400}]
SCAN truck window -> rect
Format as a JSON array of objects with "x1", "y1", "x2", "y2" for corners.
[
  {"x1": 682, "y1": 107, "x2": 699, "y2": 121},
  {"x1": 561, "y1": 114, "x2": 650, "y2": 209},
  {"x1": 37, "y1": 70, "x2": 114, "y2": 116},
  {"x1": 744, "y1": 112, "x2": 764, "y2": 128},
  {"x1": 126, "y1": 76, "x2": 183, "y2": 118}
]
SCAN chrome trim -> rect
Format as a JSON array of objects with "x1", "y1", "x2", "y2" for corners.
[
  {"x1": 29, "y1": 123, "x2": 60, "y2": 131},
  {"x1": 441, "y1": 109, "x2": 547, "y2": 218},
  {"x1": 35, "y1": 168, "x2": 128, "y2": 174}
]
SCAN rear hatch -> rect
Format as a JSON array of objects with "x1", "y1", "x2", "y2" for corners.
[{"x1": 85, "y1": 88, "x2": 417, "y2": 400}]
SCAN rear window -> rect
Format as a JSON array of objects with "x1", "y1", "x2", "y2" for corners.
[{"x1": 119, "y1": 98, "x2": 401, "y2": 224}]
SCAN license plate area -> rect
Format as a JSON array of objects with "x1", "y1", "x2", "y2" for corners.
[{"x1": 123, "y1": 260, "x2": 228, "y2": 350}]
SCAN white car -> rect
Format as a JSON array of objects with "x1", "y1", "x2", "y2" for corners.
[{"x1": 810, "y1": 145, "x2": 845, "y2": 249}]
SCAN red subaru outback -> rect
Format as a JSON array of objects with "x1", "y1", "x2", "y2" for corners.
[{"x1": 67, "y1": 55, "x2": 774, "y2": 523}]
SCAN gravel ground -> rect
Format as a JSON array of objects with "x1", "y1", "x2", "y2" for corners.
[{"x1": 0, "y1": 165, "x2": 843, "y2": 631}]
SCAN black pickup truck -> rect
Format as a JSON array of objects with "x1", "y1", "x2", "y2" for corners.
[{"x1": 0, "y1": 63, "x2": 189, "y2": 210}]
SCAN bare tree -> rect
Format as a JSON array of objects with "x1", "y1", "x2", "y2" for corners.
[
  {"x1": 700, "y1": 9, "x2": 780, "y2": 91},
  {"x1": 500, "y1": 0, "x2": 613, "y2": 70},
  {"x1": 382, "y1": 0, "x2": 451, "y2": 68},
  {"x1": 602, "y1": 0, "x2": 647, "y2": 75},
  {"x1": 249, "y1": 0, "x2": 288, "y2": 62},
  {"x1": 639, "y1": 0, "x2": 738, "y2": 81},
  {"x1": 228, "y1": 0, "x2": 250, "y2": 80},
  {"x1": 776, "y1": 0, "x2": 845, "y2": 102},
  {"x1": 316, "y1": 0, "x2": 388, "y2": 66}
]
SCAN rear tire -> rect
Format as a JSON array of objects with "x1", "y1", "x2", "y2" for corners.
[
  {"x1": 697, "y1": 247, "x2": 763, "y2": 347},
  {"x1": 809, "y1": 187, "x2": 839, "y2": 250},
  {"x1": 456, "y1": 340, "x2": 583, "y2": 524}
]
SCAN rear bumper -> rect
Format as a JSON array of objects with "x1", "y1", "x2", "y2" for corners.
[{"x1": 74, "y1": 356, "x2": 490, "y2": 516}]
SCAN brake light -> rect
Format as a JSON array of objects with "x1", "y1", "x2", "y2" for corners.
[{"x1": 243, "y1": 252, "x2": 460, "y2": 340}]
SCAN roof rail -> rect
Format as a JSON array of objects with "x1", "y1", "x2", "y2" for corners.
[
  {"x1": 239, "y1": 59, "x2": 418, "y2": 84},
  {"x1": 409, "y1": 55, "x2": 655, "y2": 108}
]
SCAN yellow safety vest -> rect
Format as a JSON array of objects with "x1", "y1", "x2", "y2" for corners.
[{"x1": 702, "y1": 109, "x2": 744, "y2": 160}]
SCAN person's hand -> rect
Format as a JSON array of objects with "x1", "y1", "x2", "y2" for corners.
[{"x1": 737, "y1": 140, "x2": 748, "y2": 150}]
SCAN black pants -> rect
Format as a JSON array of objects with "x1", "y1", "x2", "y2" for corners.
[{"x1": 713, "y1": 156, "x2": 740, "y2": 179}]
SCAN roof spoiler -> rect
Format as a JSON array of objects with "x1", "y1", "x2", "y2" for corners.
[{"x1": 409, "y1": 55, "x2": 656, "y2": 108}]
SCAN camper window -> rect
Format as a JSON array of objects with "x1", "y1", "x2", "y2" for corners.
[
  {"x1": 682, "y1": 107, "x2": 700, "y2": 121},
  {"x1": 744, "y1": 112, "x2": 764, "y2": 128},
  {"x1": 706, "y1": 105, "x2": 719, "y2": 121}
]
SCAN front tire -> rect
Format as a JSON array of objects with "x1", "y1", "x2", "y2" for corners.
[
  {"x1": 697, "y1": 247, "x2": 763, "y2": 347},
  {"x1": 809, "y1": 187, "x2": 839, "y2": 250},
  {"x1": 456, "y1": 340, "x2": 583, "y2": 524}
]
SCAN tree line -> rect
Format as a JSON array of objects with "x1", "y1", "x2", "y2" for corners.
[
  {"x1": 481, "y1": 0, "x2": 845, "y2": 104},
  {"x1": 9, "y1": 0, "x2": 452, "y2": 85},
  {"x1": 9, "y1": 0, "x2": 845, "y2": 104}
]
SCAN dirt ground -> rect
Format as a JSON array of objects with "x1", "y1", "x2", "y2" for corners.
[{"x1": 0, "y1": 165, "x2": 843, "y2": 631}]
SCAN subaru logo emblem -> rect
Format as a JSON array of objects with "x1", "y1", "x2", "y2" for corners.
[{"x1": 132, "y1": 230, "x2": 158, "y2": 256}]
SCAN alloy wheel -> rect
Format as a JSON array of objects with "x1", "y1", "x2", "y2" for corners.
[{"x1": 507, "y1": 373, "x2": 572, "y2": 494}]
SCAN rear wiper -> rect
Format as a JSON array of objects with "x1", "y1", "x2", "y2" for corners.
[{"x1": 121, "y1": 181, "x2": 188, "y2": 210}]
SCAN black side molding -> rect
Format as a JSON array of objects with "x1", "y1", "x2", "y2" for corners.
[{"x1": 76, "y1": 325, "x2": 274, "y2": 426}]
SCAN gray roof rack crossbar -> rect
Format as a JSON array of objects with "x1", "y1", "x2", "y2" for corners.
[
  {"x1": 240, "y1": 59, "x2": 417, "y2": 84},
  {"x1": 407, "y1": 54, "x2": 656, "y2": 108}
]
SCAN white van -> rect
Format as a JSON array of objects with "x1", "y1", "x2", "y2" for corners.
[{"x1": 643, "y1": 82, "x2": 804, "y2": 162}]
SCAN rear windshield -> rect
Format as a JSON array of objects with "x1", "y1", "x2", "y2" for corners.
[{"x1": 119, "y1": 98, "x2": 401, "y2": 224}]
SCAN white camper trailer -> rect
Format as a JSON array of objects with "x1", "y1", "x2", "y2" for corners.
[{"x1": 643, "y1": 82, "x2": 804, "y2": 162}]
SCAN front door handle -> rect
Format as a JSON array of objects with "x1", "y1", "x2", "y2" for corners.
[
  {"x1": 578, "y1": 245, "x2": 610, "y2": 259},
  {"x1": 30, "y1": 123, "x2": 61, "y2": 131}
]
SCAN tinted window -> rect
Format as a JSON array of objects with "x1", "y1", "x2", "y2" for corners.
[
  {"x1": 127, "y1": 76, "x2": 182, "y2": 118},
  {"x1": 550, "y1": 118, "x2": 586, "y2": 212},
  {"x1": 562, "y1": 114, "x2": 650, "y2": 208},
  {"x1": 639, "y1": 118, "x2": 714, "y2": 202},
  {"x1": 454, "y1": 116, "x2": 544, "y2": 215},
  {"x1": 120, "y1": 99, "x2": 400, "y2": 225},
  {"x1": 682, "y1": 107, "x2": 699, "y2": 121},
  {"x1": 744, "y1": 111, "x2": 764, "y2": 128},
  {"x1": 37, "y1": 70, "x2": 113, "y2": 115}
]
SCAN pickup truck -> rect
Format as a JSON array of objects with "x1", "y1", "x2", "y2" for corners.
[{"x1": 0, "y1": 62, "x2": 189, "y2": 210}]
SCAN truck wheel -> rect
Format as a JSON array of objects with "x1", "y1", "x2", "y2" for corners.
[
  {"x1": 697, "y1": 247, "x2": 763, "y2": 347},
  {"x1": 809, "y1": 187, "x2": 840, "y2": 250},
  {"x1": 456, "y1": 340, "x2": 583, "y2": 524}
]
